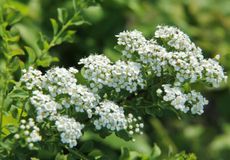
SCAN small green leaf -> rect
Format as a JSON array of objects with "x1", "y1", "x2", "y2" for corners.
[
  {"x1": 10, "y1": 105, "x2": 18, "y2": 118},
  {"x1": 5, "y1": 124, "x2": 17, "y2": 133},
  {"x1": 25, "y1": 46, "x2": 36, "y2": 64},
  {"x1": 6, "y1": 8, "x2": 23, "y2": 25},
  {"x1": 115, "y1": 130, "x2": 132, "y2": 141},
  {"x1": 50, "y1": 18, "x2": 59, "y2": 35},
  {"x1": 9, "y1": 88, "x2": 29, "y2": 99},
  {"x1": 57, "y1": 8, "x2": 68, "y2": 24},
  {"x1": 62, "y1": 30, "x2": 76, "y2": 43},
  {"x1": 150, "y1": 143, "x2": 161, "y2": 159},
  {"x1": 119, "y1": 147, "x2": 130, "y2": 160}
]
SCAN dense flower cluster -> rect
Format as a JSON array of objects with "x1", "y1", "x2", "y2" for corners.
[
  {"x1": 21, "y1": 67, "x2": 43, "y2": 90},
  {"x1": 30, "y1": 90, "x2": 62, "y2": 122},
  {"x1": 79, "y1": 55, "x2": 145, "y2": 93},
  {"x1": 94, "y1": 101, "x2": 127, "y2": 131},
  {"x1": 116, "y1": 25, "x2": 227, "y2": 114},
  {"x1": 14, "y1": 118, "x2": 42, "y2": 149},
  {"x1": 18, "y1": 25, "x2": 227, "y2": 150},
  {"x1": 55, "y1": 115, "x2": 84, "y2": 148},
  {"x1": 116, "y1": 25, "x2": 227, "y2": 87},
  {"x1": 157, "y1": 84, "x2": 208, "y2": 115}
]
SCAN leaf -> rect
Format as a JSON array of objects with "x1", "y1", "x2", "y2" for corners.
[
  {"x1": 72, "y1": 20, "x2": 87, "y2": 26},
  {"x1": 115, "y1": 130, "x2": 132, "y2": 141},
  {"x1": 119, "y1": 147, "x2": 130, "y2": 160},
  {"x1": 36, "y1": 33, "x2": 49, "y2": 50},
  {"x1": 55, "y1": 153, "x2": 68, "y2": 160},
  {"x1": 79, "y1": 141, "x2": 94, "y2": 153},
  {"x1": 36, "y1": 54, "x2": 59, "y2": 67},
  {"x1": 4, "y1": 124, "x2": 17, "y2": 133},
  {"x1": 10, "y1": 105, "x2": 18, "y2": 118},
  {"x1": 50, "y1": 18, "x2": 59, "y2": 35},
  {"x1": 25, "y1": 46, "x2": 36, "y2": 64},
  {"x1": 9, "y1": 88, "x2": 29, "y2": 99},
  {"x1": 150, "y1": 143, "x2": 161, "y2": 159},
  {"x1": 57, "y1": 8, "x2": 68, "y2": 24},
  {"x1": 6, "y1": 8, "x2": 23, "y2": 25},
  {"x1": 62, "y1": 30, "x2": 76, "y2": 43},
  {"x1": 10, "y1": 48, "x2": 25, "y2": 57}
]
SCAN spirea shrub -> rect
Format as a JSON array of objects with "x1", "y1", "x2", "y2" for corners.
[{"x1": 3, "y1": 25, "x2": 227, "y2": 159}]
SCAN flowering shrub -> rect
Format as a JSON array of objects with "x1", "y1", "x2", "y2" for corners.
[
  {"x1": 0, "y1": 23, "x2": 226, "y2": 159},
  {"x1": 0, "y1": 1, "x2": 228, "y2": 159}
]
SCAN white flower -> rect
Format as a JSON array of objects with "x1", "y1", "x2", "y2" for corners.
[
  {"x1": 30, "y1": 90, "x2": 62, "y2": 122},
  {"x1": 126, "y1": 114, "x2": 144, "y2": 136},
  {"x1": 116, "y1": 26, "x2": 227, "y2": 87},
  {"x1": 79, "y1": 55, "x2": 145, "y2": 93},
  {"x1": 15, "y1": 118, "x2": 42, "y2": 149},
  {"x1": 94, "y1": 101, "x2": 127, "y2": 131},
  {"x1": 55, "y1": 115, "x2": 84, "y2": 148},
  {"x1": 158, "y1": 84, "x2": 208, "y2": 114},
  {"x1": 20, "y1": 67, "x2": 43, "y2": 90}
]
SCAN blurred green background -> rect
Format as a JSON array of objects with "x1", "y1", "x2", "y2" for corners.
[{"x1": 7, "y1": 0, "x2": 230, "y2": 159}]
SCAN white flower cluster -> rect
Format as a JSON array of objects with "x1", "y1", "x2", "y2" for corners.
[
  {"x1": 22, "y1": 67, "x2": 100, "y2": 119},
  {"x1": 79, "y1": 55, "x2": 145, "y2": 93},
  {"x1": 155, "y1": 25, "x2": 198, "y2": 52},
  {"x1": 30, "y1": 90, "x2": 62, "y2": 122},
  {"x1": 94, "y1": 101, "x2": 127, "y2": 131},
  {"x1": 55, "y1": 115, "x2": 84, "y2": 148},
  {"x1": 157, "y1": 84, "x2": 208, "y2": 115},
  {"x1": 14, "y1": 118, "x2": 42, "y2": 149},
  {"x1": 20, "y1": 67, "x2": 100, "y2": 147},
  {"x1": 116, "y1": 25, "x2": 227, "y2": 87},
  {"x1": 117, "y1": 30, "x2": 146, "y2": 58},
  {"x1": 42, "y1": 67, "x2": 78, "y2": 97},
  {"x1": 21, "y1": 67, "x2": 43, "y2": 90},
  {"x1": 126, "y1": 113, "x2": 144, "y2": 136}
]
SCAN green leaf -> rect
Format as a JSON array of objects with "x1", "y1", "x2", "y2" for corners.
[
  {"x1": 10, "y1": 48, "x2": 25, "y2": 57},
  {"x1": 6, "y1": 8, "x2": 23, "y2": 25},
  {"x1": 50, "y1": 18, "x2": 59, "y2": 35},
  {"x1": 9, "y1": 88, "x2": 29, "y2": 99},
  {"x1": 55, "y1": 153, "x2": 68, "y2": 160},
  {"x1": 37, "y1": 54, "x2": 59, "y2": 67},
  {"x1": 62, "y1": 30, "x2": 76, "y2": 43},
  {"x1": 57, "y1": 8, "x2": 68, "y2": 24},
  {"x1": 25, "y1": 46, "x2": 36, "y2": 64},
  {"x1": 4, "y1": 124, "x2": 17, "y2": 133},
  {"x1": 115, "y1": 130, "x2": 132, "y2": 141},
  {"x1": 119, "y1": 147, "x2": 130, "y2": 160},
  {"x1": 10, "y1": 105, "x2": 18, "y2": 118},
  {"x1": 79, "y1": 141, "x2": 94, "y2": 153},
  {"x1": 37, "y1": 33, "x2": 49, "y2": 50},
  {"x1": 150, "y1": 143, "x2": 161, "y2": 159}
]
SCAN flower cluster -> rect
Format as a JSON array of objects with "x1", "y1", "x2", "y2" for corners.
[
  {"x1": 20, "y1": 67, "x2": 101, "y2": 147},
  {"x1": 79, "y1": 55, "x2": 145, "y2": 93},
  {"x1": 157, "y1": 84, "x2": 208, "y2": 115},
  {"x1": 126, "y1": 113, "x2": 144, "y2": 136},
  {"x1": 18, "y1": 25, "x2": 227, "y2": 150},
  {"x1": 14, "y1": 118, "x2": 42, "y2": 149},
  {"x1": 55, "y1": 115, "x2": 84, "y2": 148},
  {"x1": 42, "y1": 67, "x2": 78, "y2": 97},
  {"x1": 21, "y1": 67, "x2": 43, "y2": 90},
  {"x1": 94, "y1": 101, "x2": 127, "y2": 131},
  {"x1": 116, "y1": 25, "x2": 227, "y2": 87},
  {"x1": 30, "y1": 90, "x2": 62, "y2": 122}
]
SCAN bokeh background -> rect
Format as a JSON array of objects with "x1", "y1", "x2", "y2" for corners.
[{"x1": 9, "y1": 0, "x2": 230, "y2": 159}]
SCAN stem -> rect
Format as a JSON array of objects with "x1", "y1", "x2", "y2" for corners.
[
  {"x1": 0, "y1": 84, "x2": 7, "y2": 139},
  {"x1": 68, "y1": 148, "x2": 89, "y2": 160}
]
